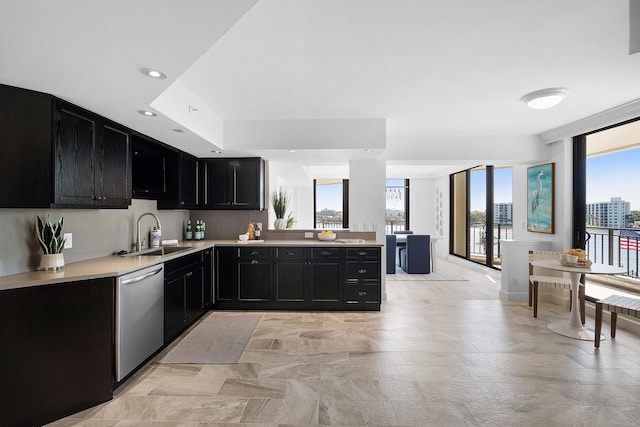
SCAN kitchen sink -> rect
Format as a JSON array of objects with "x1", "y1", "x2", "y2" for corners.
[{"x1": 120, "y1": 246, "x2": 192, "y2": 257}]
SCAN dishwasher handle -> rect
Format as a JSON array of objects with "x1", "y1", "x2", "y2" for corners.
[{"x1": 120, "y1": 266, "x2": 163, "y2": 286}]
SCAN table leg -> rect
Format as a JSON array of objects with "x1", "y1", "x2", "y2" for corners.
[
  {"x1": 547, "y1": 271, "x2": 603, "y2": 341},
  {"x1": 430, "y1": 241, "x2": 437, "y2": 273}
]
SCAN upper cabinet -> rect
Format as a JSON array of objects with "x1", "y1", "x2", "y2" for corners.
[
  {"x1": 202, "y1": 157, "x2": 265, "y2": 210},
  {"x1": 132, "y1": 133, "x2": 178, "y2": 200},
  {"x1": 55, "y1": 101, "x2": 131, "y2": 207},
  {"x1": 0, "y1": 84, "x2": 131, "y2": 208}
]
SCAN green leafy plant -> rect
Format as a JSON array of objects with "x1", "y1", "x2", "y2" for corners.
[
  {"x1": 286, "y1": 212, "x2": 294, "y2": 229},
  {"x1": 271, "y1": 190, "x2": 290, "y2": 219},
  {"x1": 36, "y1": 214, "x2": 66, "y2": 254}
]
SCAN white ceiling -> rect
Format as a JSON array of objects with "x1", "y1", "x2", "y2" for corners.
[{"x1": 2, "y1": 0, "x2": 640, "y2": 179}]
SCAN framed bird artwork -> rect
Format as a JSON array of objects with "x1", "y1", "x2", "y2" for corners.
[{"x1": 527, "y1": 163, "x2": 555, "y2": 233}]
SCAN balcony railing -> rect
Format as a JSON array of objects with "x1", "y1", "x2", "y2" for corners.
[
  {"x1": 469, "y1": 222, "x2": 513, "y2": 259},
  {"x1": 585, "y1": 227, "x2": 640, "y2": 278}
]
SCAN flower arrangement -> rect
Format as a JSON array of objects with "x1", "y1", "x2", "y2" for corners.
[{"x1": 36, "y1": 214, "x2": 66, "y2": 254}]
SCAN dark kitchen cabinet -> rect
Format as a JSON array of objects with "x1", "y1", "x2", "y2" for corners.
[
  {"x1": 164, "y1": 251, "x2": 207, "y2": 343},
  {"x1": 203, "y1": 248, "x2": 213, "y2": 307},
  {"x1": 132, "y1": 133, "x2": 177, "y2": 200},
  {"x1": 1, "y1": 278, "x2": 114, "y2": 427},
  {"x1": 0, "y1": 83, "x2": 131, "y2": 208},
  {"x1": 237, "y1": 246, "x2": 272, "y2": 301},
  {"x1": 157, "y1": 152, "x2": 201, "y2": 209},
  {"x1": 344, "y1": 248, "x2": 381, "y2": 306},
  {"x1": 55, "y1": 101, "x2": 131, "y2": 207},
  {"x1": 203, "y1": 157, "x2": 265, "y2": 210},
  {"x1": 214, "y1": 245, "x2": 379, "y2": 311}
]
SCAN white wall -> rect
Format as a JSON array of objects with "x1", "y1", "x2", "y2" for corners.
[{"x1": 408, "y1": 179, "x2": 435, "y2": 235}]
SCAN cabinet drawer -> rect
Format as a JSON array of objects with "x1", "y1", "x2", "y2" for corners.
[
  {"x1": 239, "y1": 247, "x2": 271, "y2": 259},
  {"x1": 345, "y1": 261, "x2": 380, "y2": 282},
  {"x1": 346, "y1": 248, "x2": 379, "y2": 259},
  {"x1": 344, "y1": 284, "x2": 380, "y2": 304},
  {"x1": 311, "y1": 248, "x2": 342, "y2": 259},
  {"x1": 276, "y1": 247, "x2": 305, "y2": 259}
]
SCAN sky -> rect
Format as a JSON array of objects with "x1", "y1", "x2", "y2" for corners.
[{"x1": 586, "y1": 148, "x2": 640, "y2": 210}]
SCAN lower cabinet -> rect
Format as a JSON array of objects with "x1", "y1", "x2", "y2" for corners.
[
  {"x1": 1, "y1": 278, "x2": 114, "y2": 427},
  {"x1": 214, "y1": 245, "x2": 380, "y2": 310},
  {"x1": 164, "y1": 250, "x2": 208, "y2": 343}
]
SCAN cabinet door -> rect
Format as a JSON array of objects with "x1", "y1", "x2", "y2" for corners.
[
  {"x1": 179, "y1": 154, "x2": 199, "y2": 208},
  {"x1": 184, "y1": 266, "x2": 204, "y2": 323},
  {"x1": 238, "y1": 260, "x2": 271, "y2": 301},
  {"x1": 309, "y1": 261, "x2": 342, "y2": 302},
  {"x1": 164, "y1": 274, "x2": 185, "y2": 342},
  {"x1": 215, "y1": 247, "x2": 236, "y2": 301},
  {"x1": 54, "y1": 105, "x2": 96, "y2": 206},
  {"x1": 203, "y1": 249, "x2": 213, "y2": 306},
  {"x1": 275, "y1": 261, "x2": 306, "y2": 301},
  {"x1": 204, "y1": 159, "x2": 231, "y2": 207},
  {"x1": 95, "y1": 122, "x2": 130, "y2": 206},
  {"x1": 233, "y1": 158, "x2": 263, "y2": 209}
]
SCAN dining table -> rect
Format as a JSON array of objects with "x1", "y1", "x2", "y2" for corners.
[{"x1": 531, "y1": 259, "x2": 625, "y2": 341}]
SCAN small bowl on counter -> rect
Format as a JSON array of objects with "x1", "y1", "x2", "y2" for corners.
[{"x1": 317, "y1": 232, "x2": 337, "y2": 241}]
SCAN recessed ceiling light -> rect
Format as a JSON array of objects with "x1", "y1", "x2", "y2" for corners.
[
  {"x1": 211, "y1": 150, "x2": 222, "y2": 154},
  {"x1": 363, "y1": 148, "x2": 374, "y2": 152},
  {"x1": 522, "y1": 88, "x2": 569, "y2": 109},
  {"x1": 141, "y1": 68, "x2": 167, "y2": 79},
  {"x1": 287, "y1": 149, "x2": 298, "y2": 153},
  {"x1": 138, "y1": 110, "x2": 157, "y2": 117},
  {"x1": 173, "y1": 128, "x2": 184, "y2": 133}
]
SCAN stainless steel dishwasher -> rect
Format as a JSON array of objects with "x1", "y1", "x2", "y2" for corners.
[{"x1": 116, "y1": 263, "x2": 164, "y2": 382}]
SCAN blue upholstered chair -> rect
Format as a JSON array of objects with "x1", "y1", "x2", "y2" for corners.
[
  {"x1": 386, "y1": 234, "x2": 397, "y2": 274},
  {"x1": 394, "y1": 230, "x2": 413, "y2": 266},
  {"x1": 399, "y1": 235, "x2": 431, "y2": 274}
]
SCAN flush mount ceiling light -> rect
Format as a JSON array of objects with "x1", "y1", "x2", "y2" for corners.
[
  {"x1": 138, "y1": 110, "x2": 157, "y2": 117},
  {"x1": 172, "y1": 128, "x2": 184, "y2": 133},
  {"x1": 522, "y1": 88, "x2": 569, "y2": 109},
  {"x1": 141, "y1": 68, "x2": 167, "y2": 79}
]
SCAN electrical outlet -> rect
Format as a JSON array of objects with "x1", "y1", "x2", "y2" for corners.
[
  {"x1": 305, "y1": 232, "x2": 313, "y2": 238},
  {"x1": 64, "y1": 233, "x2": 72, "y2": 249}
]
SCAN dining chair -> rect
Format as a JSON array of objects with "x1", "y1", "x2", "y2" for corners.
[{"x1": 528, "y1": 250, "x2": 585, "y2": 324}]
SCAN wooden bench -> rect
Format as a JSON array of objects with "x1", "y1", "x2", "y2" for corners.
[{"x1": 594, "y1": 295, "x2": 640, "y2": 348}]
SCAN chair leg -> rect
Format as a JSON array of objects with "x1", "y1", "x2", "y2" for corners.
[
  {"x1": 611, "y1": 312, "x2": 618, "y2": 338},
  {"x1": 595, "y1": 302, "x2": 603, "y2": 348},
  {"x1": 569, "y1": 289, "x2": 572, "y2": 311},
  {"x1": 528, "y1": 281, "x2": 533, "y2": 307},
  {"x1": 533, "y1": 282, "x2": 539, "y2": 318},
  {"x1": 579, "y1": 286, "x2": 585, "y2": 325}
]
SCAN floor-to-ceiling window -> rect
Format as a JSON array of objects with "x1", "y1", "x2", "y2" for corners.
[
  {"x1": 314, "y1": 179, "x2": 349, "y2": 229},
  {"x1": 574, "y1": 118, "x2": 640, "y2": 295},
  {"x1": 385, "y1": 179, "x2": 409, "y2": 233},
  {"x1": 450, "y1": 165, "x2": 512, "y2": 269}
]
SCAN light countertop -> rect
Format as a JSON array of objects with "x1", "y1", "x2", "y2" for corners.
[{"x1": 0, "y1": 239, "x2": 382, "y2": 291}]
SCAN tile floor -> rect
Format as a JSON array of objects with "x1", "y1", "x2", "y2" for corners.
[{"x1": 49, "y1": 258, "x2": 640, "y2": 426}]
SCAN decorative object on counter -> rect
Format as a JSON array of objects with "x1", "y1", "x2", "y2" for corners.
[
  {"x1": 286, "y1": 212, "x2": 294, "y2": 229},
  {"x1": 238, "y1": 233, "x2": 249, "y2": 241},
  {"x1": 317, "y1": 230, "x2": 337, "y2": 241},
  {"x1": 185, "y1": 220, "x2": 193, "y2": 240},
  {"x1": 35, "y1": 214, "x2": 66, "y2": 270},
  {"x1": 246, "y1": 223, "x2": 256, "y2": 240},
  {"x1": 254, "y1": 222, "x2": 261, "y2": 238},
  {"x1": 271, "y1": 189, "x2": 290, "y2": 229}
]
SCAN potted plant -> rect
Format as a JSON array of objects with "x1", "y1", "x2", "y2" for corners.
[
  {"x1": 36, "y1": 214, "x2": 66, "y2": 270},
  {"x1": 271, "y1": 190, "x2": 290, "y2": 229}
]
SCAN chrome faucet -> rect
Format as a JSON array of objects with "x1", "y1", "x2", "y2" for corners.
[{"x1": 136, "y1": 212, "x2": 162, "y2": 252}]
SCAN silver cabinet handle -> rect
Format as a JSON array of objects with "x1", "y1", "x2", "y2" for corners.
[
  {"x1": 358, "y1": 251, "x2": 367, "y2": 256},
  {"x1": 358, "y1": 269, "x2": 367, "y2": 274},
  {"x1": 251, "y1": 260, "x2": 258, "y2": 264},
  {"x1": 185, "y1": 271, "x2": 193, "y2": 278}
]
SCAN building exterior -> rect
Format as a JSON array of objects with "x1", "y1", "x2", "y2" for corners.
[
  {"x1": 494, "y1": 202, "x2": 513, "y2": 224},
  {"x1": 586, "y1": 197, "x2": 631, "y2": 227}
]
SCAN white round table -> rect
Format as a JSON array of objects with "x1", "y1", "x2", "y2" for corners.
[{"x1": 531, "y1": 259, "x2": 625, "y2": 341}]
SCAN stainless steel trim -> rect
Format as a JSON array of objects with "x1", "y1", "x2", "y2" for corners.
[{"x1": 120, "y1": 266, "x2": 163, "y2": 285}]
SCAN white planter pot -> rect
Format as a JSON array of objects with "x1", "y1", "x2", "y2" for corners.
[
  {"x1": 274, "y1": 218, "x2": 287, "y2": 229},
  {"x1": 39, "y1": 253, "x2": 65, "y2": 270}
]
